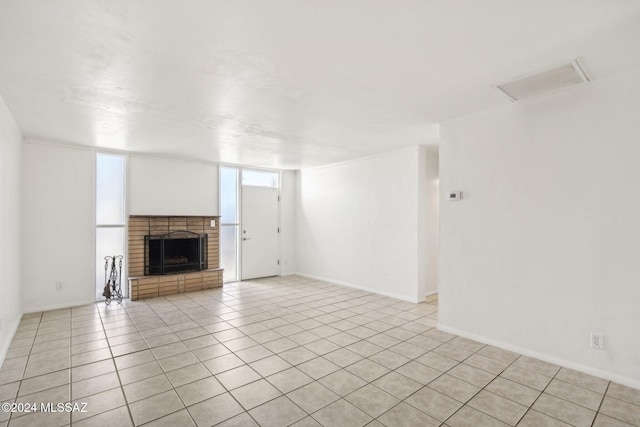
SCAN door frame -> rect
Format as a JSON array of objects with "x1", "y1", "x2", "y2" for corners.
[{"x1": 219, "y1": 165, "x2": 282, "y2": 282}]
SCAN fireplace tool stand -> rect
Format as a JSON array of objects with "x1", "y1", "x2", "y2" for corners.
[{"x1": 103, "y1": 255, "x2": 124, "y2": 305}]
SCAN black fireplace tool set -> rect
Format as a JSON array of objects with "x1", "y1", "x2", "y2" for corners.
[{"x1": 103, "y1": 255, "x2": 124, "y2": 305}]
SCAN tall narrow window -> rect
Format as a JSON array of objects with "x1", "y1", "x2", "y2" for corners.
[
  {"x1": 220, "y1": 166, "x2": 239, "y2": 282},
  {"x1": 96, "y1": 154, "x2": 126, "y2": 299}
]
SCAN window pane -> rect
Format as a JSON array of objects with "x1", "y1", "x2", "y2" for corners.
[
  {"x1": 220, "y1": 225, "x2": 238, "y2": 282},
  {"x1": 96, "y1": 154, "x2": 125, "y2": 225},
  {"x1": 96, "y1": 227, "x2": 126, "y2": 299},
  {"x1": 241, "y1": 169, "x2": 278, "y2": 188},
  {"x1": 220, "y1": 167, "x2": 238, "y2": 224}
]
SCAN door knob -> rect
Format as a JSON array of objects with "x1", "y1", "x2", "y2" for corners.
[{"x1": 242, "y1": 237, "x2": 250, "y2": 241}]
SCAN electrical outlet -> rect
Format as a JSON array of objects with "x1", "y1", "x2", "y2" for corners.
[
  {"x1": 448, "y1": 191, "x2": 461, "y2": 201},
  {"x1": 55, "y1": 282, "x2": 63, "y2": 291},
  {"x1": 591, "y1": 332, "x2": 605, "y2": 350}
]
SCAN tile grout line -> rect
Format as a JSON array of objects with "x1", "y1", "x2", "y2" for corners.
[
  {"x1": 400, "y1": 344, "x2": 510, "y2": 426},
  {"x1": 142, "y1": 285, "x2": 381, "y2": 425},
  {"x1": 8, "y1": 311, "x2": 42, "y2": 424},
  {"x1": 124, "y1": 302, "x2": 192, "y2": 426},
  {"x1": 513, "y1": 362, "x2": 585, "y2": 427},
  {"x1": 139, "y1": 293, "x2": 258, "y2": 426},
  {"x1": 121, "y1": 299, "x2": 182, "y2": 426},
  {"x1": 143, "y1": 301, "x2": 264, "y2": 427},
  {"x1": 590, "y1": 381, "x2": 610, "y2": 427},
  {"x1": 95, "y1": 303, "x2": 136, "y2": 426},
  {"x1": 220, "y1": 293, "x2": 447, "y2": 425},
  {"x1": 244, "y1": 283, "x2": 440, "y2": 423}
]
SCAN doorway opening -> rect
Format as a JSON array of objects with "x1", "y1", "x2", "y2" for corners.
[{"x1": 219, "y1": 167, "x2": 280, "y2": 282}]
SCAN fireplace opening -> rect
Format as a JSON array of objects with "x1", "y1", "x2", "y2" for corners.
[{"x1": 145, "y1": 230, "x2": 208, "y2": 275}]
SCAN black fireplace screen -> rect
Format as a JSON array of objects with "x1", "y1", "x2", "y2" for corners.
[{"x1": 145, "y1": 230, "x2": 208, "y2": 275}]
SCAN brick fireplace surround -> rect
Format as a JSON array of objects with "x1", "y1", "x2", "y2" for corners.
[{"x1": 128, "y1": 216, "x2": 223, "y2": 300}]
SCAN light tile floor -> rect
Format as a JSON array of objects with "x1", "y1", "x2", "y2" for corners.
[{"x1": 1, "y1": 275, "x2": 639, "y2": 427}]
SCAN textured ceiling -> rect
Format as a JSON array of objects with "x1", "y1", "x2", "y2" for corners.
[{"x1": 1, "y1": 1, "x2": 639, "y2": 169}]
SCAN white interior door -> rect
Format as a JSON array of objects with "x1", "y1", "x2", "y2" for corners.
[{"x1": 241, "y1": 186, "x2": 279, "y2": 280}]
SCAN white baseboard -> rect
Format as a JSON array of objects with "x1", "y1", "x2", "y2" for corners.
[
  {"x1": 23, "y1": 298, "x2": 97, "y2": 314},
  {"x1": 294, "y1": 272, "x2": 422, "y2": 304},
  {"x1": 0, "y1": 314, "x2": 23, "y2": 370},
  {"x1": 425, "y1": 290, "x2": 438, "y2": 302},
  {"x1": 280, "y1": 272, "x2": 298, "y2": 277},
  {"x1": 438, "y1": 322, "x2": 640, "y2": 391}
]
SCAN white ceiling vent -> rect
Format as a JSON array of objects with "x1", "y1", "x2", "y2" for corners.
[{"x1": 495, "y1": 60, "x2": 589, "y2": 102}]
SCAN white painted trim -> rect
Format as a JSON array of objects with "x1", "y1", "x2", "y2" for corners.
[
  {"x1": 219, "y1": 161, "x2": 293, "y2": 174},
  {"x1": 280, "y1": 272, "x2": 299, "y2": 277},
  {"x1": 438, "y1": 322, "x2": 640, "y2": 391},
  {"x1": 425, "y1": 289, "x2": 438, "y2": 298},
  {"x1": 300, "y1": 145, "x2": 420, "y2": 173},
  {"x1": 296, "y1": 130, "x2": 439, "y2": 173},
  {"x1": 127, "y1": 151, "x2": 221, "y2": 169},
  {"x1": 294, "y1": 272, "x2": 421, "y2": 304},
  {"x1": 23, "y1": 299, "x2": 97, "y2": 314},
  {"x1": 23, "y1": 137, "x2": 222, "y2": 170},
  {"x1": 23, "y1": 137, "x2": 94, "y2": 152},
  {"x1": 0, "y1": 314, "x2": 23, "y2": 369}
]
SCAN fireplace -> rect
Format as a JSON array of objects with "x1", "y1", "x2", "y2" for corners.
[
  {"x1": 128, "y1": 216, "x2": 222, "y2": 300},
  {"x1": 145, "y1": 230, "x2": 208, "y2": 275}
]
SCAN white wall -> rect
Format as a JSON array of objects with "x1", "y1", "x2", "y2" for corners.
[
  {"x1": 0, "y1": 94, "x2": 23, "y2": 364},
  {"x1": 439, "y1": 71, "x2": 640, "y2": 387},
  {"x1": 129, "y1": 155, "x2": 218, "y2": 216},
  {"x1": 296, "y1": 146, "x2": 432, "y2": 302},
  {"x1": 21, "y1": 142, "x2": 95, "y2": 312},
  {"x1": 280, "y1": 171, "x2": 297, "y2": 274}
]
